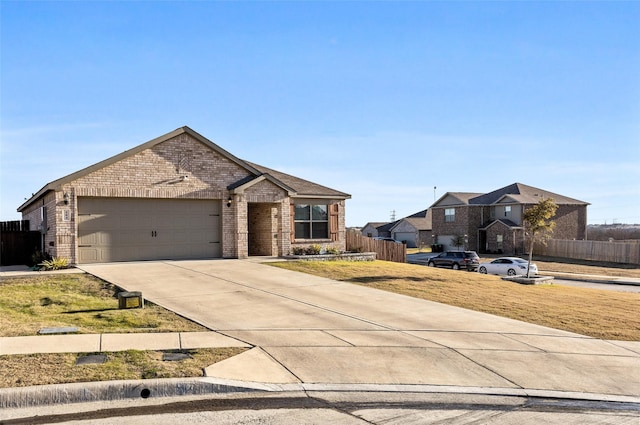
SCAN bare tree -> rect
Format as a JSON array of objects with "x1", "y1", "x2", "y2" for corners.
[
  {"x1": 523, "y1": 198, "x2": 558, "y2": 277},
  {"x1": 451, "y1": 234, "x2": 466, "y2": 251}
]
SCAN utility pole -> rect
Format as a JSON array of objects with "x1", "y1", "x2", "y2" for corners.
[{"x1": 390, "y1": 210, "x2": 396, "y2": 221}]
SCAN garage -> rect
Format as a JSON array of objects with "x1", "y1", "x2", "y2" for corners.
[
  {"x1": 78, "y1": 197, "x2": 221, "y2": 263},
  {"x1": 392, "y1": 232, "x2": 416, "y2": 247},
  {"x1": 437, "y1": 235, "x2": 456, "y2": 251}
]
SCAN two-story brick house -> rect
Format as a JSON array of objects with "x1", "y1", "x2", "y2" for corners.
[
  {"x1": 430, "y1": 183, "x2": 589, "y2": 254},
  {"x1": 18, "y1": 126, "x2": 351, "y2": 264}
]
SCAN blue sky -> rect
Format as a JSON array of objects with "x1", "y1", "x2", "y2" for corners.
[{"x1": 1, "y1": 1, "x2": 639, "y2": 227}]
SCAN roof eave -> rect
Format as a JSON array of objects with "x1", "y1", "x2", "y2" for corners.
[
  {"x1": 291, "y1": 194, "x2": 351, "y2": 200},
  {"x1": 228, "y1": 174, "x2": 297, "y2": 196},
  {"x1": 17, "y1": 186, "x2": 56, "y2": 212}
]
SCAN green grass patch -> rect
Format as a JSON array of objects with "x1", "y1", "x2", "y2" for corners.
[{"x1": 0, "y1": 274, "x2": 208, "y2": 337}]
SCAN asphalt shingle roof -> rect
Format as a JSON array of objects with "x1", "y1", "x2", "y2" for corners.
[
  {"x1": 469, "y1": 183, "x2": 588, "y2": 205},
  {"x1": 246, "y1": 162, "x2": 351, "y2": 199}
]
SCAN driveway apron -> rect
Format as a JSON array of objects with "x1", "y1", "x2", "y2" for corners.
[{"x1": 79, "y1": 260, "x2": 640, "y2": 398}]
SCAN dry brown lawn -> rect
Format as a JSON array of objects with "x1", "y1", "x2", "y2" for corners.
[
  {"x1": 269, "y1": 260, "x2": 640, "y2": 341},
  {"x1": 0, "y1": 274, "x2": 246, "y2": 388},
  {"x1": 0, "y1": 348, "x2": 246, "y2": 388}
]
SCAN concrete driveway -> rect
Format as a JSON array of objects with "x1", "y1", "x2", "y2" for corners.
[{"x1": 79, "y1": 259, "x2": 640, "y2": 400}]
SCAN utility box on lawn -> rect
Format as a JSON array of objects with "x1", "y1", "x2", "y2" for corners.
[{"x1": 118, "y1": 291, "x2": 143, "y2": 309}]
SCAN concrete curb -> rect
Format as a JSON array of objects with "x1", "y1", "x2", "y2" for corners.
[
  {"x1": 2, "y1": 377, "x2": 639, "y2": 409},
  {"x1": 502, "y1": 276, "x2": 555, "y2": 285},
  {"x1": 0, "y1": 378, "x2": 260, "y2": 409},
  {"x1": 542, "y1": 272, "x2": 640, "y2": 286}
]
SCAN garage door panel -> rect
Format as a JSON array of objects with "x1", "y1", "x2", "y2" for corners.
[{"x1": 78, "y1": 198, "x2": 221, "y2": 264}]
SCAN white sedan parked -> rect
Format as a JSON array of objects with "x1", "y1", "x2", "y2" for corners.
[{"x1": 477, "y1": 257, "x2": 538, "y2": 276}]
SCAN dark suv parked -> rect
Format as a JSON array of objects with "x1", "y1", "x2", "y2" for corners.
[{"x1": 427, "y1": 251, "x2": 480, "y2": 271}]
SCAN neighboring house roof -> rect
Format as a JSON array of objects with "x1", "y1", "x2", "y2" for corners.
[
  {"x1": 481, "y1": 219, "x2": 523, "y2": 230},
  {"x1": 376, "y1": 220, "x2": 399, "y2": 233},
  {"x1": 391, "y1": 209, "x2": 432, "y2": 231},
  {"x1": 432, "y1": 192, "x2": 483, "y2": 207},
  {"x1": 469, "y1": 183, "x2": 589, "y2": 206},
  {"x1": 431, "y1": 183, "x2": 589, "y2": 209},
  {"x1": 18, "y1": 126, "x2": 350, "y2": 212},
  {"x1": 362, "y1": 222, "x2": 389, "y2": 229}
]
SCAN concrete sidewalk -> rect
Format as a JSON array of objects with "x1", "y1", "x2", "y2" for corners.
[{"x1": 0, "y1": 332, "x2": 250, "y2": 355}]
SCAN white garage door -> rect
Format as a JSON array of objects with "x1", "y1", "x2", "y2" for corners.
[
  {"x1": 78, "y1": 198, "x2": 221, "y2": 264},
  {"x1": 438, "y1": 235, "x2": 455, "y2": 251},
  {"x1": 392, "y1": 232, "x2": 416, "y2": 247}
]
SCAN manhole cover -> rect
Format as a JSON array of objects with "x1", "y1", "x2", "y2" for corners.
[
  {"x1": 162, "y1": 352, "x2": 192, "y2": 362},
  {"x1": 75, "y1": 354, "x2": 107, "y2": 365}
]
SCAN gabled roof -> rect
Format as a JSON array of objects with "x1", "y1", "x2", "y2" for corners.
[
  {"x1": 432, "y1": 192, "x2": 483, "y2": 208},
  {"x1": 226, "y1": 174, "x2": 296, "y2": 196},
  {"x1": 362, "y1": 222, "x2": 389, "y2": 229},
  {"x1": 376, "y1": 220, "x2": 399, "y2": 233},
  {"x1": 19, "y1": 127, "x2": 350, "y2": 211},
  {"x1": 390, "y1": 208, "x2": 432, "y2": 231},
  {"x1": 407, "y1": 209, "x2": 429, "y2": 219},
  {"x1": 480, "y1": 219, "x2": 523, "y2": 230},
  {"x1": 19, "y1": 126, "x2": 257, "y2": 211},
  {"x1": 246, "y1": 162, "x2": 351, "y2": 199},
  {"x1": 469, "y1": 183, "x2": 588, "y2": 206}
]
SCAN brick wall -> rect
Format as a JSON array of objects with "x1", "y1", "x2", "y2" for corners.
[
  {"x1": 485, "y1": 223, "x2": 526, "y2": 255},
  {"x1": 248, "y1": 203, "x2": 276, "y2": 255},
  {"x1": 432, "y1": 206, "x2": 479, "y2": 250},
  {"x1": 550, "y1": 205, "x2": 587, "y2": 240}
]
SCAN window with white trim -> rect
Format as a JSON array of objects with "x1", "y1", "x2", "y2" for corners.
[
  {"x1": 294, "y1": 204, "x2": 328, "y2": 239},
  {"x1": 504, "y1": 206, "x2": 512, "y2": 218},
  {"x1": 444, "y1": 208, "x2": 455, "y2": 222}
]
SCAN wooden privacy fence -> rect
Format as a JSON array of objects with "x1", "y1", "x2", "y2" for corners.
[
  {"x1": 534, "y1": 239, "x2": 640, "y2": 265},
  {"x1": 346, "y1": 230, "x2": 406, "y2": 263},
  {"x1": 1, "y1": 220, "x2": 42, "y2": 266}
]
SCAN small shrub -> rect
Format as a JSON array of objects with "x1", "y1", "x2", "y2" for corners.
[
  {"x1": 39, "y1": 257, "x2": 70, "y2": 271},
  {"x1": 30, "y1": 251, "x2": 51, "y2": 268},
  {"x1": 292, "y1": 247, "x2": 307, "y2": 255},
  {"x1": 325, "y1": 247, "x2": 340, "y2": 255},
  {"x1": 306, "y1": 244, "x2": 322, "y2": 255}
]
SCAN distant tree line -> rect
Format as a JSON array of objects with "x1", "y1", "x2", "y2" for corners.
[{"x1": 588, "y1": 225, "x2": 640, "y2": 241}]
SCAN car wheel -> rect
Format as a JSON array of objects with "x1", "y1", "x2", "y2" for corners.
[
  {"x1": 452, "y1": 263, "x2": 460, "y2": 270},
  {"x1": 479, "y1": 266, "x2": 487, "y2": 274},
  {"x1": 507, "y1": 269, "x2": 516, "y2": 276},
  {"x1": 427, "y1": 262, "x2": 435, "y2": 267}
]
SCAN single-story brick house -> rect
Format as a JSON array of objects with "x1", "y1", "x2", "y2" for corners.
[
  {"x1": 18, "y1": 126, "x2": 351, "y2": 264},
  {"x1": 360, "y1": 222, "x2": 389, "y2": 238},
  {"x1": 430, "y1": 183, "x2": 589, "y2": 254},
  {"x1": 390, "y1": 209, "x2": 432, "y2": 248}
]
